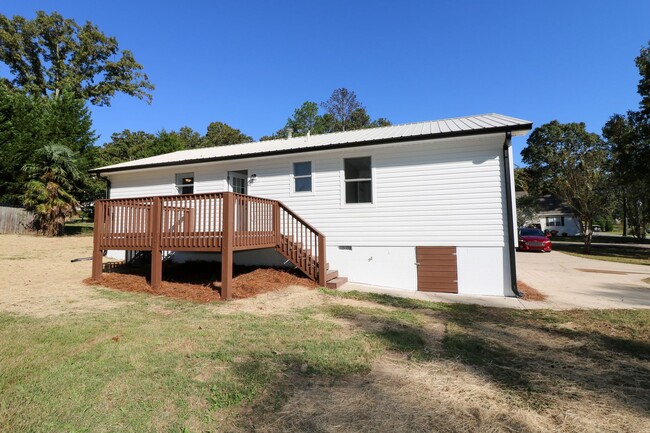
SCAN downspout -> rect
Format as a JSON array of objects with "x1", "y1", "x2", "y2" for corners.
[{"x1": 503, "y1": 132, "x2": 521, "y2": 297}]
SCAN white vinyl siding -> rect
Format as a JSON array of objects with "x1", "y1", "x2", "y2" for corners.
[{"x1": 107, "y1": 133, "x2": 507, "y2": 247}]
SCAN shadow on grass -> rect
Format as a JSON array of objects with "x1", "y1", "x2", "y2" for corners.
[{"x1": 318, "y1": 289, "x2": 650, "y2": 416}]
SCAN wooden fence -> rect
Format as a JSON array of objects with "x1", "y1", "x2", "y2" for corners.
[{"x1": 0, "y1": 205, "x2": 34, "y2": 234}]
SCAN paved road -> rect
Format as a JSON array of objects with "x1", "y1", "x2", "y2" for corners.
[{"x1": 517, "y1": 251, "x2": 650, "y2": 309}]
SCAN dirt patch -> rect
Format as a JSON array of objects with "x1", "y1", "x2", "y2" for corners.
[
  {"x1": 576, "y1": 268, "x2": 630, "y2": 275},
  {"x1": 517, "y1": 280, "x2": 547, "y2": 301},
  {"x1": 85, "y1": 261, "x2": 318, "y2": 303},
  {"x1": 0, "y1": 234, "x2": 127, "y2": 317}
]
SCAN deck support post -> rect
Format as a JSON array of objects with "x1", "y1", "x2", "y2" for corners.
[
  {"x1": 151, "y1": 197, "x2": 163, "y2": 289},
  {"x1": 91, "y1": 200, "x2": 104, "y2": 280},
  {"x1": 221, "y1": 192, "x2": 234, "y2": 300},
  {"x1": 272, "y1": 202, "x2": 281, "y2": 247},
  {"x1": 318, "y1": 234, "x2": 327, "y2": 287}
]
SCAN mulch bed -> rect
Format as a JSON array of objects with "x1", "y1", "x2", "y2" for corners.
[
  {"x1": 84, "y1": 261, "x2": 317, "y2": 303},
  {"x1": 517, "y1": 280, "x2": 547, "y2": 301}
]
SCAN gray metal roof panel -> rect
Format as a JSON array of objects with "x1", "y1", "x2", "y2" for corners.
[{"x1": 92, "y1": 113, "x2": 532, "y2": 173}]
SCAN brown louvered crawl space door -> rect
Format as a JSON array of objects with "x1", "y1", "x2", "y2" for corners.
[{"x1": 415, "y1": 246, "x2": 458, "y2": 293}]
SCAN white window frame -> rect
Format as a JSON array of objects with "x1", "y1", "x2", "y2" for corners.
[
  {"x1": 175, "y1": 172, "x2": 194, "y2": 195},
  {"x1": 292, "y1": 161, "x2": 313, "y2": 194},
  {"x1": 340, "y1": 156, "x2": 375, "y2": 207},
  {"x1": 546, "y1": 216, "x2": 565, "y2": 227}
]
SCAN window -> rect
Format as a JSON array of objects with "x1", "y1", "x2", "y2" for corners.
[
  {"x1": 344, "y1": 157, "x2": 372, "y2": 204},
  {"x1": 293, "y1": 161, "x2": 312, "y2": 192},
  {"x1": 175, "y1": 172, "x2": 194, "y2": 195},
  {"x1": 546, "y1": 216, "x2": 564, "y2": 227}
]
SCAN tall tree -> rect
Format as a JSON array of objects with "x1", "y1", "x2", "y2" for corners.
[
  {"x1": 601, "y1": 40, "x2": 650, "y2": 238},
  {"x1": 636, "y1": 40, "x2": 650, "y2": 113},
  {"x1": 203, "y1": 121, "x2": 252, "y2": 147},
  {"x1": 0, "y1": 85, "x2": 96, "y2": 204},
  {"x1": 22, "y1": 144, "x2": 81, "y2": 236},
  {"x1": 321, "y1": 88, "x2": 362, "y2": 132},
  {"x1": 522, "y1": 121, "x2": 612, "y2": 252},
  {"x1": 286, "y1": 101, "x2": 320, "y2": 136},
  {"x1": 0, "y1": 11, "x2": 154, "y2": 106}
]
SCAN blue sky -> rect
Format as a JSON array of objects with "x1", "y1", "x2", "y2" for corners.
[{"x1": 3, "y1": 1, "x2": 650, "y2": 165}]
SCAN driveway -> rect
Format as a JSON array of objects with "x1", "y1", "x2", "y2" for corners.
[{"x1": 517, "y1": 251, "x2": 650, "y2": 309}]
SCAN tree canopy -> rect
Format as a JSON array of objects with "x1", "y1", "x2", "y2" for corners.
[
  {"x1": 203, "y1": 121, "x2": 252, "y2": 147},
  {"x1": 522, "y1": 121, "x2": 612, "y2": 251},
  {"x1": 0, "y1": 11, "x2": 154, "y2": 106},
  {"x1": 0, "y1": 84, "x2": 96, "y2": 204},
  {"x1": 261, "y1": 89, "x2": 391, "y2": 140}
]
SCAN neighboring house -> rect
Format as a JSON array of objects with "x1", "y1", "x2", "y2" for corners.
[
  {"x1": 518, "y1": 192, "x2": 582, "y2": 236},
  {"x1": 90, "y1": 113, "x2": 532, "y2": 297}
]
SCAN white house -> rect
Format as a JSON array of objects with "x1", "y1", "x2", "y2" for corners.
[
  {"x1": 518, "y1": 193, "x2": 582, "y2": 236},
  {"x1": 90, "y1": 113, "x2": 532, "y2": 297}
]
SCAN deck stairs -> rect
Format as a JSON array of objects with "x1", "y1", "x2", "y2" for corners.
[{"x1": 277, "y1": 235, "x2": 347, "y2": 289}]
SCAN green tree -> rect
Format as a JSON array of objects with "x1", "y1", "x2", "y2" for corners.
[
  {"x1": 203, "y1": 121, "x2": 252, "y2": 147},
  {"x1": 522, "y1": 121, "x2": 612, "y2": 252},
  {"x1": 286, "y1": 101, "x2": 320, "y2": 136},
  {"x1": 601, "y1": 40, "x2": 650, "y2": 239},
  {"x1": 602, "y1": 112, "x2": 650, "y2": 238},
  {"x1": 98, "y1": 129, "x2": 183, "y2": 165},
  {"x1": 22, "y1": 144, "x2": 81, "y2": 236},
  {"x1": 172, "y1": 126, "x2": 204, "y2": 149},
  {"x1": 0, "y1": 85, "x2": 96, "y2": 205},
  {"x1": 636, "y1": 40, "x2": 650, "y2": 113},
  {"x1": 0, "y1": 11, "x2": 154, "y2": 106}
]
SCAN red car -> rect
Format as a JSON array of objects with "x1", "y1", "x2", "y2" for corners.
[{"x1": 517, "y1": 228, "x2": 552, "y2": 252}]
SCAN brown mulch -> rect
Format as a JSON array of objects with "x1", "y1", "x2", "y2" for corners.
[
  {"x1": 84, "y1": 261, "x2": 317, "y2": 303},
  {"x1": 517, "y1": 280, "x2": 547, "y2": 301}
]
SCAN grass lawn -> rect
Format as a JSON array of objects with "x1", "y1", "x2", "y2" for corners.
[
  {"x1": 552, "y1": 242, "x2": 650, "y2": 266},
  {"x1": 1, "y1": 287, "x2": 649, "y2": 432},
  {"x1": 64, "y1": 220, "x2": 94, "y2": 236}
]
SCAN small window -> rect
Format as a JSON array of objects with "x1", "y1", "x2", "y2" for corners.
[
  {"x1": 344, "y1": 157, "x2": 372, "y2": 204},
  {"x1": 175, "y1": 173, "x2": 194, "y2": 195},
  {"x1": 293, "y1": 161, "x2": 312, "y2": 192},
  {"x1": 546, "y1": 216, "x2": 564, "y2": 227}
]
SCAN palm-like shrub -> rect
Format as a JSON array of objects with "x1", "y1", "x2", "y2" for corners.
[{"x1": 22, "y1": 144, "x2": 81, "y2": 236}]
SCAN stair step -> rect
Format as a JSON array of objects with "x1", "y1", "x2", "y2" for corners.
[
  {"x1": 326, "y1": 270, "x2": 338, "y2": 281},
  {"x1": 326, "y1": 277, "x2": 348, "y2": 289}
]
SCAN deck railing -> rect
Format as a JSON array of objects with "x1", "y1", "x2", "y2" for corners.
[{"x1": 92, "y1": 191, "x2": 326, "y2": 298}]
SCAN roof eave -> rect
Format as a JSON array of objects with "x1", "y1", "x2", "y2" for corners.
[{"x1": 89, "y1": 123, "x2": 532, "y2": 175}]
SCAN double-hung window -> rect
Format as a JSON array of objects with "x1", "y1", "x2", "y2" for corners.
[
  {"x1": 344, "y1": 157, "x2": 372, "y2": 204},
  {"x1": 293, "y1": 161, "x2": 312, "y2": 192},
  {"x1": 546, "y1": 216, "x2": 564, "y2": 227},
  {"x1": 175, "y1": 173, "x2": 194, "y2": 195}
]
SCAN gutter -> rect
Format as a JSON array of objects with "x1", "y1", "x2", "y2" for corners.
[{"x1": 502, "y1": 131, "x2": 521, "y2": 297}]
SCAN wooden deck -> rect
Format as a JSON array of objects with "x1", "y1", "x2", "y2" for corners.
[{"x1": 92, "y1": 192, "x2": 327, "y2": 299}]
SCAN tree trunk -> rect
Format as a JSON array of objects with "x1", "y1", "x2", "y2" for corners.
[
  {"x1": 583, "y1": 219, "x2": 593, "y2": 254},
  {"x1": 622, "y1": 194, "x2": 627, "y2": 237}
]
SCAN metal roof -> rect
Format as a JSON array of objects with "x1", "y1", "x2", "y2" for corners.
[{"x1": 91, "y1": 113, "x2": 532, "y2": 174}]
